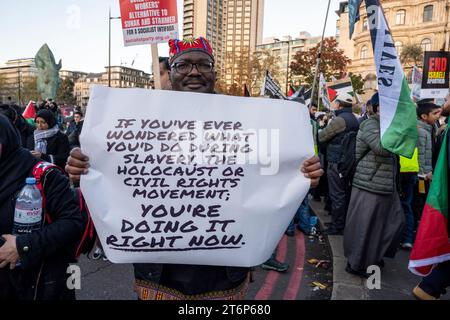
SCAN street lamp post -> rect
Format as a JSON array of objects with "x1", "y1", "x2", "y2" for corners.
[
  {"x1": 109, "y1": 8, "x2": 121, "y2": 87},
  {"x1": 285, "y1": 41, "x2": 291, "y2": 96}
]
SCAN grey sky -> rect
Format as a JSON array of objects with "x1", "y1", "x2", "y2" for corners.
[{"x1": 0, "y1": 0, "x2": 343, "y2": 74}]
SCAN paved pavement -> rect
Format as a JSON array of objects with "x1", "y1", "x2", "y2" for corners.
[
  {"x1": 76, "y1": 226, "x2": 332, "y2": 300},
  {"x1": 74, "y1": 198, "x2": 449, "y2": 300},
  {"x1": 310, "y1": 198, "x2": 450, "y2": 300}
]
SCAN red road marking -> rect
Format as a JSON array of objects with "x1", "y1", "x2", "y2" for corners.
[
  {"x1": 283, "y1": 230, "x2": 305, "y2": 300},
  {"x1": 254, "y1": 235, "x2": 288, "y2": 300}
]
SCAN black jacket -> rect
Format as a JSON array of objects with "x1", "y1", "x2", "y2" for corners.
[
  {"x1": 15, "y1": 116, "x2": 35, "y2": 148},
  {"x1": 319, "y1": 108, "x2": 359, "y2": 163},
  {"x1": 0, "y1": 114, "x2": 83, "y2": 299},
  {"x1": 27, "y1": 131, "x2": 70, "y2": 170},
  {"x1": 0, "y1": 170, "x2": 83, "y2": 299},
  {"x1": 66, "y1": 120, "x2": 84, "y2": 149}
]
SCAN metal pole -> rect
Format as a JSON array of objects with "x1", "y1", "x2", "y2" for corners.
[
  {"x1": 285, "y1": 41, "x2": 290, "y2": 95},
  {"x1": 152, "y1": 45, "x2": 162, "y2": 90},
  {"x1": 17, "y1": 62, "x2": 21, "y2": 105},
  {"x1": 108, "y1": 9, "x2": 121, "y2": 88},
  {"x1": 310, "y1": 0, "x2": 332, "y2": 108},
  {"x1": 108, "y1": 8, "x2": 112, "y2": 87}
]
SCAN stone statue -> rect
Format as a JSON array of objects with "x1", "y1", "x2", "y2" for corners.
[{"x1": 35, "y1": 44, "x2": 62, "y2": 100}]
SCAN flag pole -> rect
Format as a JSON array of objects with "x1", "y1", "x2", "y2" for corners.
[
  {"x1": 310, "y1": 0, "x2": 332, "y2": 109},
  {"x1": 151, "y1": 44, "x2": 161, "y2": 90}
]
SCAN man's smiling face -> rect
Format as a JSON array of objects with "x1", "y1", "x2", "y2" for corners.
[{"x1": 169, "y1": 51, "x2": 216, "y2": 94}]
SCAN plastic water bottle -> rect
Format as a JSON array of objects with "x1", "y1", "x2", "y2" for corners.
[{"x1": 13, "y1": 178, "x2": 43, "y2": 235}]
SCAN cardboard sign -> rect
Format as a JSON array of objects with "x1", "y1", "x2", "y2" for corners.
[
  {"x1": 421, "y1": 51, "x2": 450, "y2": 99},
  {"x1": 119, "y1": 0, "x2": 179, "y2": 46},
  {"x1": 80, "y1": 86, "x2": 313, "y2": 267}
]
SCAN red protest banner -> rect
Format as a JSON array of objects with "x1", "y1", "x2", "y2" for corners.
[{"x1": 119, "y1": 0, "x2": 179, "y2": 46}]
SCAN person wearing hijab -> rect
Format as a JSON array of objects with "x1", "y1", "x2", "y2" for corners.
[
  {"x1": 0, "y1": 114, "x2": 83, "y2": 300},
  {"x1": 27, "y1": 110, "x2": 70, "y2": 170}
]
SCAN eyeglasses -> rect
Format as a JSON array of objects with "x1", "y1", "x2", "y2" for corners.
[{"x1": 171, "y1": 62, "x2": 214, "y2": 75}]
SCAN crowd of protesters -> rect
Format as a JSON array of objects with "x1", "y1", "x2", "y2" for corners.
[
  {"x1": 1, "y1": 33, "x2": 449, "y2": 299},
  {"x1": 1, "y1": 58, "x2": 449, "y2": 300},
  {"x1": 303, "y1": 90, "x2": 449, "y2": 299},
  {"x1": 0, "y1": 37, "x2": 324, "y2": 300},
  {"x1": 0, "y1": 99, "x2": 85, "y2": 168}
]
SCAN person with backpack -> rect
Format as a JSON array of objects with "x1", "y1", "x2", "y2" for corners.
[
  {"x1": 343, "y1": 93, "x2": 405, "y2": 278},
  {"x1": 0, "y1": 114, "x2": 84, "y2": 300},
  {"x1": 318, "y1": 92, "x2": 359, "y2": 235}
]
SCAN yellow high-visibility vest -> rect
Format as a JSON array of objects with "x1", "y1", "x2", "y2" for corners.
[{"x1": 400, "y1": 148, "x2": 419, "y2": 173}]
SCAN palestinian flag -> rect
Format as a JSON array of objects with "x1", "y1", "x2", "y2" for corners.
[
  {"x1": 409, "y1": 128, "x2": 450, "y2": 276},
  {"x1": 327, "y1": 78, "x2": 353, "y2": 102},
  {"x1": 288, "y1": 85, "x2": 295, "y2": 97},
  {"x1": 22, "y1": 100, "x2": 36, "y2": 124},
  {"x1": 364, "y1": 0, "x2": 418, "y2": 158}
]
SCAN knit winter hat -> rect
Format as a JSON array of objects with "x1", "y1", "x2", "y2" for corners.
[
  {"x1": 169, "y1": 37, "x2": 214, "y2": 64},
  {"x1": 35, "y1": 109, "x2": 56, "y2": 128}
]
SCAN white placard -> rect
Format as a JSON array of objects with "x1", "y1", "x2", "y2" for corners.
[{"x1": 80, "y1": 86, "x2": 313, "y2": 267}]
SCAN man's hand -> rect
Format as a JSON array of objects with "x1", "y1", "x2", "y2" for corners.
[
  {"x1": 301, "y1": 156, "x2": 323, "y2": 188},
  {"x1": 0, "y1": 235, "x2": 19, "y2": 270},
  {"x1": 30, "y1": 151, "x2": 42, "y2": 159},
  {"x1": 426, "y1": 172, "x2": 433, "y2": 181},
  {"x1": 65, "y1": 148, "x2": 90, "y2": 185}
]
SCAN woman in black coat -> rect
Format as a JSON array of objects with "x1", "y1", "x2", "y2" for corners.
[
  {"x1": 0, "y1": 104, "x2": 35, "y2": 148},
  {"x1": 0, "y1": 114, "x2": 83, "y2": 300},
  {"x1": 27, "y1": 110, "x2": 70, "y2": 170}
]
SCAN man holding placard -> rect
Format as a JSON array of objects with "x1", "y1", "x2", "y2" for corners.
[{"x1": 66, "y1": 37, "x2": 323, "y2": 300}]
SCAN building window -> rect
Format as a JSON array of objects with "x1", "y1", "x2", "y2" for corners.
[
  {"x1": 395, "y1": 41, "x2": 403, "y2": 55},
  {"x1": 362, "y1": 17, "x2": 368, "y2": 31},
  {"x1": 421, "y1": 38, "x2": 432, "y2": 52},
  {"x1": 360, "y1": 45, "x2": 368, "y2": 59},
  {"x1": 396, "y1": 10, "x2": 406, "y2": 25},
  {"x1": 423, "y1": 5, "x2": 433, "y2": 22}
]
